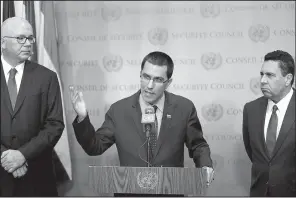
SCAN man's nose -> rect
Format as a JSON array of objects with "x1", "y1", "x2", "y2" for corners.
[
  {"x1": 147, "y1": 79, "x2": 155, "y2": 89},
  {"x1": 24, "y1": 38, "x2": 32, "y2": 46},
  {"x1": 260, "y1": 75, "x2": 267, "y2": 84}
]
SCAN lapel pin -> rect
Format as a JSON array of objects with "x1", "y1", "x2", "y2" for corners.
[{"x1": 167, "y1": 114, "x2": 171, "y2": 119}]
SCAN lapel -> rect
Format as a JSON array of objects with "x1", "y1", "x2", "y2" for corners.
[
  {"x1": 258, "y1": 97, "x2": 271, "y2": 161},
  {"x1": 12, "y1": 61, "x2": 35, "y2": 117},
  {"x1": 1, "y1": 61, "x2": 13, "y2": 115},
  {"x1": 270, "y1": 90, "x2": 295, "y2": 160},
  {"x1": 153, "y1": 91, "x2": 175, "y2": 159},
  {"x1": 131, "y1": 90, "x2": 147, "y2": 143}
]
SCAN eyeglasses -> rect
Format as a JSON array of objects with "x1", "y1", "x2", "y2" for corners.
[
  {"x1": 2, "y1": 36, "x2": 36, "y2": 44},
  {"x1": 140, "y1": 74, "x2": 169, "y2": 84}
]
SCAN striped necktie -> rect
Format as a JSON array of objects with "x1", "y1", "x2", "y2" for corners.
[
  {"x1": 8, "y1": 68, "x2": 18, "y2": 109},
  {"x1": 149, "y1": 105, "x2": 158, "y2": 157}
]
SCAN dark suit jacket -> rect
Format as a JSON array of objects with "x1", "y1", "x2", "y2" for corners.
[
  {"x1": 0, "y1": 60, "x2": 64, "y2": 196},
  {"x1": 243, "y1": 90, "x2": 296, "y2": 197},
  {"x1": 73, "y1": 90, "x2": 212, "y2": 168}
]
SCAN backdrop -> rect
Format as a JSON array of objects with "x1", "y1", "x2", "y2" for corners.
[{"x1": 53, "y1": 1, "x2": 294, "y2": 196}]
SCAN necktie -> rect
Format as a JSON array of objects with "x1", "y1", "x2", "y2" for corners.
[
  {"x1": 149, "y1": 105, "x2": 158, "y2": 157},
  {"x1": 266, "y1": 105, "x2": 278, "y2": 157},
  {"x1": 8, "y1": 68, "x2": 18, "y2": 109},
  {"x1": 152, "y1": 105, "x2": 158, "y2": 135}
]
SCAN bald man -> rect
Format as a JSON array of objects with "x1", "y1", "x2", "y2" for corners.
[{"x1": 1, "y1": 17, "x2": 64, "y2": 196}]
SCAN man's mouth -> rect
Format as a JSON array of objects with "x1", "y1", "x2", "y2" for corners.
[{"x1": 144, "y1": 90, "x2": 154, "y2": 95}]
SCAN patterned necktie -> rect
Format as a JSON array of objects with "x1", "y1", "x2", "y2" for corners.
[
  {"x1": 266, "y1": 105, "x2": 278, "y2": 157},
  {"x1": 149, "y1": 105, "x2": 158, "y2": 157},
  {"x1": 7, "y1": 68, "x2": 18, "y2": 109}
]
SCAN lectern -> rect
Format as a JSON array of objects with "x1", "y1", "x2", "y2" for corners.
[{"x1": 89, "y1": 166, "x2": 207, "y2": 196}]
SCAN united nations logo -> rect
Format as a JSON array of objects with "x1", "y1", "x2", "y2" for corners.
[
  {"x1": 201, "y1": 52, "x2": 223, "y2": 70},
  {"x1": 101, "y1": 4, "x2": 122, "y2": 22},
  {"x1": 137, "y1": 171, "x2": 158, "y2": 189},
  {"x1": 248, "y1": 24, "x2": 270, "y2": 43},
  {"x1": 102, "y1": 55, "x2": 123, "y2": 72},
  {"x1": 200, "y1": 3, "x2": 220, "y2": 18},
  {"x1": 249, "y1": 77, "x2": 261, "y2": 95},
  {"x1": 148, "y1": 27, "x2": 168, "y2": 46},
  {"x1": 201, "y1": 103, "x2": 224, "y2": 122}
]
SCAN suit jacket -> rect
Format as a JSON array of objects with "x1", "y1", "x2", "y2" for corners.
[
  {"x1": 73, "y1": 90, "x2": 212, "y2": 168},
  {"x1": 0, "y1": 60, "x2": 64, "y2": 196},
  {"x1": 243, "y1": 90, "x2": 296, "y2": 197}
]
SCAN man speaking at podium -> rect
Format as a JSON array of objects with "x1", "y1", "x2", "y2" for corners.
[{"x1": 70, "y1": 51, "x2": 214, "y2": 190}]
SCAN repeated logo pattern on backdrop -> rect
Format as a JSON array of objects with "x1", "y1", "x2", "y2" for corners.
[{"x1": 54, "y1": 1, "x2": 295, "y2": 196}]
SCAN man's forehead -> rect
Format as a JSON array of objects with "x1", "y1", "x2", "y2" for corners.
[
  {"x1": 142, "y1": 62, "x2": 167, "y2": 77},
  {"x1": 262, "y1": 60, "x2": 279, "y2": 68},
  {"x1": 3, "y1": 17, "x2": 29, "y2": 25},
  {"x1": 262, "y1": 61, "x2": 280, "y2": 70},
  {"x1": 2, "y1": 17, "x2": 32, "y2": 35},
  {"x1": 142, "y1": 69, "x2": 167, "y2": 79}
]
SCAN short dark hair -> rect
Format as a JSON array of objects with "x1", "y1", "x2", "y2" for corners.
[
  {"x1": 264, "y1": 50, "x2": 295, "y2": 85},
  {"x1": 141, "y1": 51, "x2": 174, "y2": 79}
]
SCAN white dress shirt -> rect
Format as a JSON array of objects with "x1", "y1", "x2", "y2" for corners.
[
  {"x1": 1, "y1": 55, "x2": 25, "y2": 93},
  {"x1": 264, "y1": 88, "x2": 294, "y2": 141},
  {"x1": 139, "y1": 93, "x2": 165, "y2": 138}
]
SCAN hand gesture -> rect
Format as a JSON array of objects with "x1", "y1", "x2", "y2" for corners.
[
  {"x1": 69, "y1": 85, "x2": 87, "y2": 120},
  {"x1": 202, "y1": 166, "x2": 215, "y2": 187}
]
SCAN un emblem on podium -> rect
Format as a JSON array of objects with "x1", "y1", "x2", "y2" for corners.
[{"x1": 137, "y1": 171, "x2": 158, "y2": 189}]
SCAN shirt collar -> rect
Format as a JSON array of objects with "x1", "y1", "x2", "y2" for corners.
[
  {"x1": 267, "y1": 88, "x2": 294, "y2": 113},
  {"x1": 1, "y1": 55, "x2": 25, "y2": 76},
  {"x1": 139, "y1": 92, "x2": 165, "y2": 113}
]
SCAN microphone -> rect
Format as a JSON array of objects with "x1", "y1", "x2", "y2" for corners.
[
  {"x1": 141, "y1": 107, "x2": 155, "y2": 136},
  {"x1": 140, "y1": 106, "x2": 155, "y2": 167}
]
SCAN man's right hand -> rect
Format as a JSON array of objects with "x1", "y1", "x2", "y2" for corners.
[
  {"x1": 12, "y1": 163, "x2": 28, "y2": 178},
  {"x1": 69, "y1": 86, "x2": 87, "y2": 120}
]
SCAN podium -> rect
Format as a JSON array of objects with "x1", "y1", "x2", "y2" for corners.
[{"x1": 89, "y1": 166, "x2": 207, "y2": 196}]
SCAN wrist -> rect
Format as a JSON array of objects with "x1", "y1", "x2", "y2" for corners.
[{"x1": 78, "y1": 114, "x2": 86, "y2": 122}]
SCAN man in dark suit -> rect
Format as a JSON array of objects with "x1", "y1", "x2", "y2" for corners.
[
  {"x1": 1, "y1": 17, "x2": 64, "y2": 196},
  {"x1": 70, "y1": 51, "x2": 214, "y2": 189},
  {"x1": 243, "y1": 50, "x2": 296, "y2": 197}
]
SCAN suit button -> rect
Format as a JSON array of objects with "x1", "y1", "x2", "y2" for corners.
[
  {"x1": 11, "y1": 135, "x2": 16, "y2": 140},
  {"x1": 266, "y1": 181, "x2": 269, "y2": 185}
]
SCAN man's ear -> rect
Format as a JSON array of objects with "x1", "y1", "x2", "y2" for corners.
[
  {"x1": 285, "y1": 73, "x2": 293, "y2": 86},
  {"x1": 1, "y1": 38, "x2": 6, "y2": 50}
]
